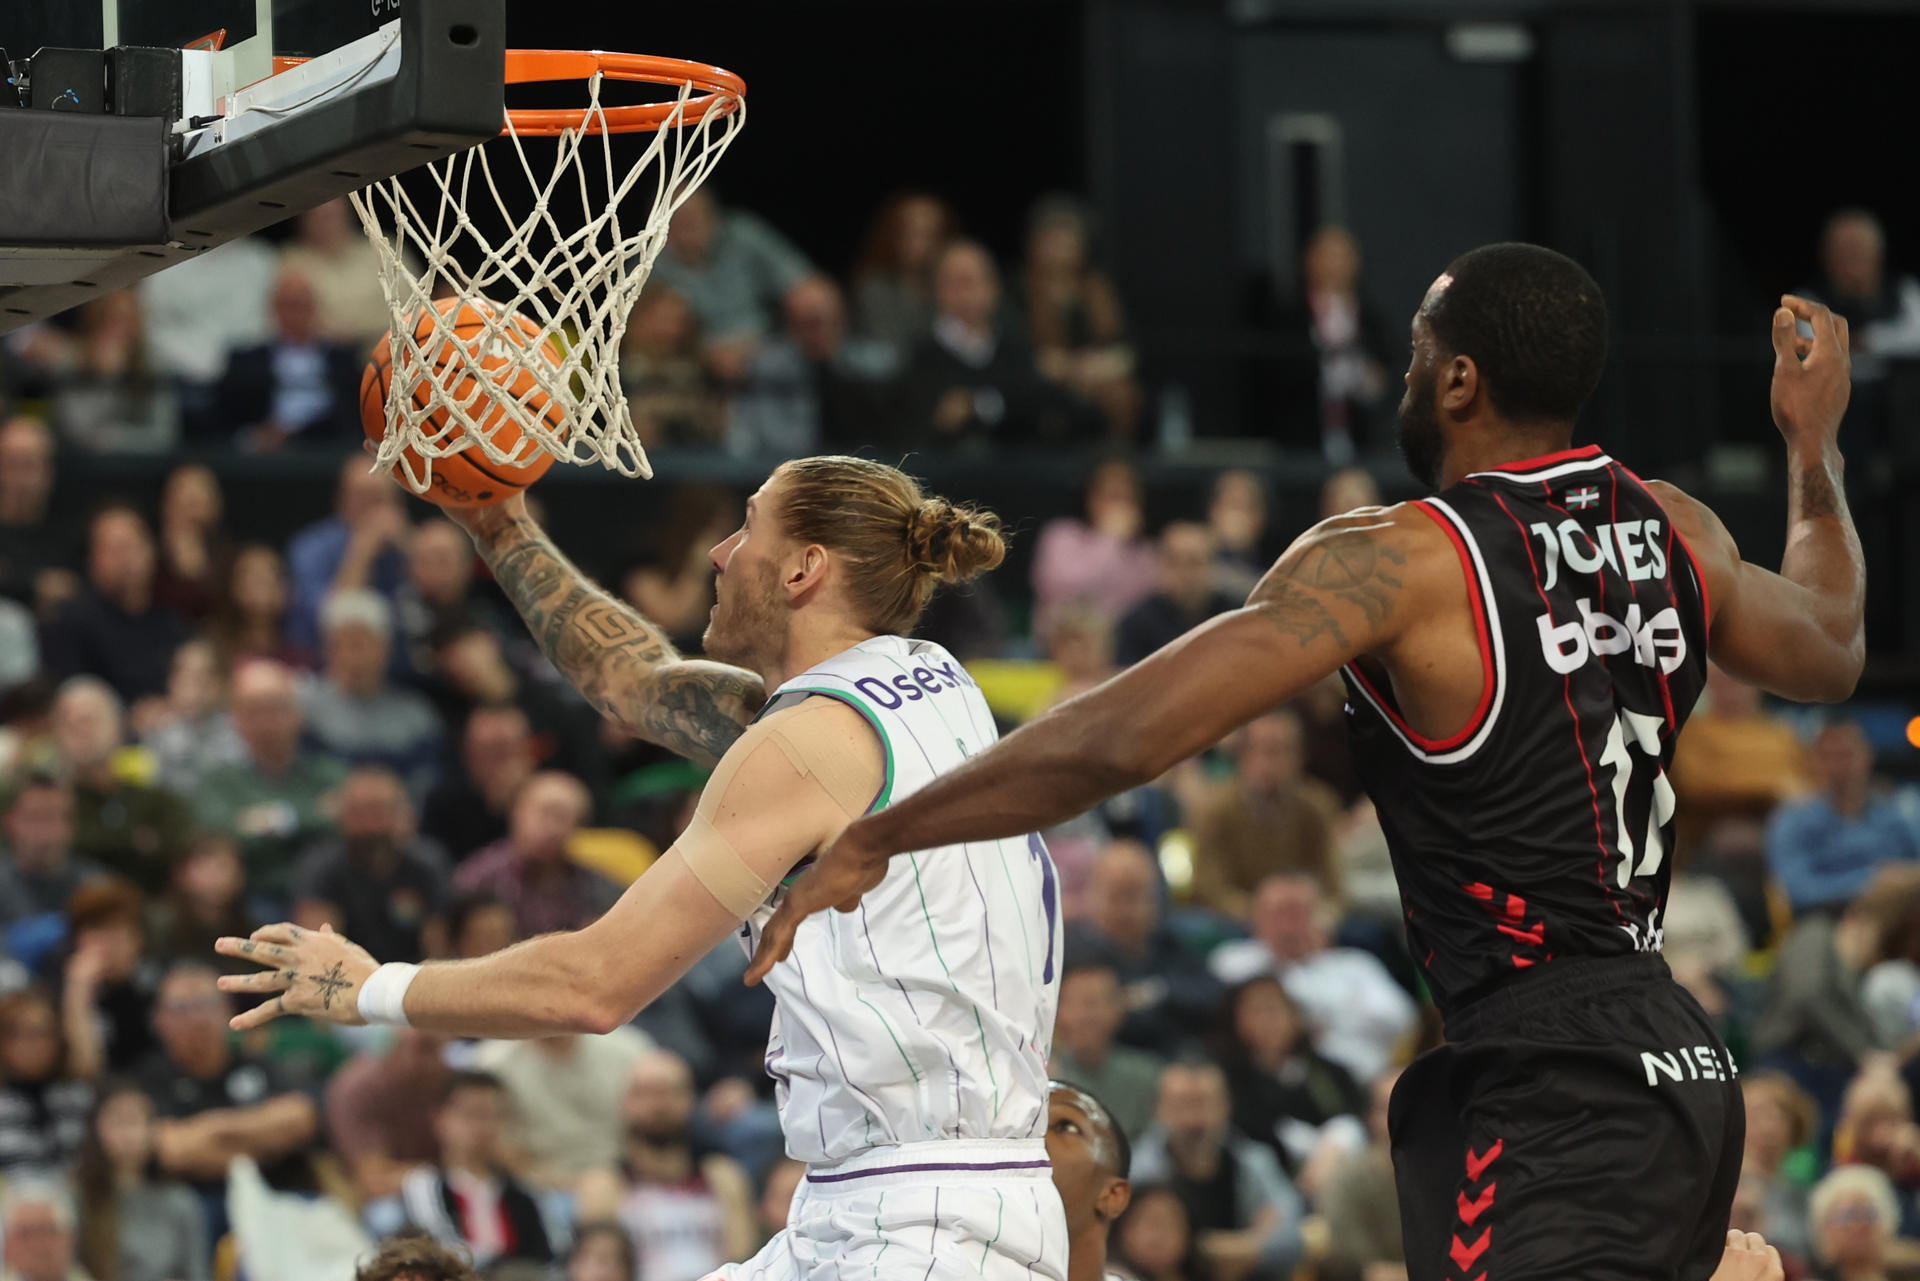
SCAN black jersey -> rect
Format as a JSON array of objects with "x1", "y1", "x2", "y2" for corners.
[{"x1": 1341, "y1": 445, "x2": 1710, "y2": 1018}]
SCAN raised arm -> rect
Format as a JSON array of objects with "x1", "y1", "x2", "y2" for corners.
[
  {"x1": 1650, "y1": 295, "x2": 1863, "y2": 703},
  {"x1": 452, "y1": 495, "x2": 764, "y2": 767}
]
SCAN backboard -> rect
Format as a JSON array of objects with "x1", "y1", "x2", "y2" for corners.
[{"x1": 0, "y1": 0, "x2": 504, "y2": 334}]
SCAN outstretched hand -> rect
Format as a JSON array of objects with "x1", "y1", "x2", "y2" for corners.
[
  {"x1": 743, "y1": 826, "x2": 893, "y2": 986},
  {"x1": 1770, "y1": 294, "x2": 1852, "y2": 452},
  {"x1": 213, "y1": 923, "x2": 379, "y2": 1031}
]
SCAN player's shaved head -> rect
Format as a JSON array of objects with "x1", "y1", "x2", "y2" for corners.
[{"x1": 1047, "y1": 1080, "x2": 1132, "y2": 1244}]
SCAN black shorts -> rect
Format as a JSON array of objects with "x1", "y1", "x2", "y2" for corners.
[{"x1": 1389, "y1": 954, "x2": 1743, "y2": 1281}]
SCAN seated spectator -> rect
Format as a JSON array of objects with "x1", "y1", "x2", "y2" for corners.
[
  {"x1": 1663, "y1": 871, "x2": 1755, "y2": 1040},
  {"x1": 148, "y1": 833, "x2": 259, "y2": 973},
  {"x1": 292, "y1": 766, "x2": 450, "y2": 963},
  {"x1": 1744, "y1": 1071, "x2": 1819, "y2": 1266},
  {"x1": 473, "y1": 1021, "x2": 653, "y2": 1191},
  {"x1": 195, "y1": 660, "x2": 349, "y2": 908},
  {"x1": 1131, "y1": 1060, "x2": 1304, "y2": 1281},
  {"x1": 1830, "y1": 1066, "x2": 1920, "y2": 1228},
  {"x1": 1188, "y1": 711, "x2": 1342, "y2": 918},
  {"x1": 136, "y1": 963, "x2": 320, "y2": 1203},
  {"x1": 561, "y1": 1222, "x2": 637, "y2": 1281},
  {"x1": 72, "y1": 1080, "x2": 210, "y2": 1281},
  {"x1": 394, "y1": 518, "x2": 512, "y2": 682},
  {"x1": 1111, "y1": 1184, "x2": 1204, "y2": 1281},
  {"x1": 1029, "y1": 458, "x2": 1159, "y2": 644},
  {"x1": 1023, "y1": 194, "x2": 1139, "y2": 439},
  {"x1": 1049, "y1": 959, "x2": 1164, "y2": 1145},
  {"x1": 48, "y1": 291, "x2": 178, "y2": 455},
  {"x1": 0, "y1": 776, "x2": 102, "y2": 929},
  {"x1": 151, "y1": 464, "x2": 229, "y2": 625},
  {"x1": 350, "y1": 1234, "x2": 484, "y2": 1281},
  {"x1": 48, "y1": 679, "x2": 192, "y2": 894},
  {"x1": 0, "y1": 1179, "x2": 95, "y2": 1281},
  {"x1": 649, "y1": 188, "x2": 817, "y2": 382},
  {"x1": 284, "y1": 456, "x2": 410, "y2": 659},
  {"x1": 1210, "y1": 874, "x2": 1417, "y2": 1084},
  {"x1": 730, "y1": 276, "x2": 892, "y2": 457},
  {"x1": 58, "y1": 881, "x2": 161, "y2": 1074},
  {"x1": 1754, "y1": 880, "x2": 1901, "y2": 1109},
  {"x1": 851, "y1": 191, "x2": 957, "y2": 357},
  {"x1": 1207, "y1": 469, "x2": 1270, "y2": 600},
  {"x1": 1115, "y1": 523, "x2": 1238, "y2": 667},
  {"x1": 575, "y1": 1051, "x2": 758, "y2": 1280},
  {"x1": 206, "y1": 544, "x2": 307, "y2": 673},
  {"x1": 326, "y1": 1028, "x2": 452, "y2": 1203},
  {"x1": 620, "y1": 287, "x2": 725, "y2": 450},
  {"x1": 1065, "y1": 839, "x2": 1222, "y2": 1052},
  {"x1": 1318, "y1": 1070, "x2": 1405, "y2": 1281},
  {"x1": 420, "y1": 706, "x2": 537, "y2": 861},
  {"x1": 303, "y1": 592, "x2": 442, "y2": 796},
  {"x1": 393, "y1": 1071, "x2": 558, "y2": 1271},
  {"x1": 1257, "y1": 225, "x2": 1393, "y2": 464},
  {"x1": 1808, "y1": 1163, "x2": 1903, "y2": 1281},
  {"x1": 425, "y1": 628, "x2": 602, "y2": 792},
  {"x1": 453, "y1": 772, "x2": 618, "y2": 938},
  {"x1": 1039, "y1": 606, "x2": 1116, "y2": 719},
  {"x1": 1219, "y1": 974, "x2": 1366, "y2": 1176},
  {"x1": 140, "y1": 641, "x2": 248, "y2": 796},
  {"x1": 0, "y1": 987, "x2": 98, "y2": 1177},
  {"x1": 40, "y1": 507, "x2": 186, "y2": 710},
  {"x1": 448, "y1": 893, "x2": 518, "y2": 961},
  {"x1": 0, "y1": 415, "x2": 83, "y2": 616},
  {"x1": 137, "y1": 236, "x2": 277, "y2": 409},
  {"x1": 277, "y1": 199, "x2": 392, "y2": 346},
  {"x1": 1670, "y1": 666, "x2": 1808, "y2": 858},
  {"x1": 1768, "y1": 721, "x2": 1920, "y2": 917},
  {"x1": 1799, "y1": 209, "x2": 1920, "y2": 457},
  {"x1": 1320, "y1": 466, "x2": 1382, "y2": 520},
  {"x1": 210, "y1": 268, "x2": 361, "y2": 451}
]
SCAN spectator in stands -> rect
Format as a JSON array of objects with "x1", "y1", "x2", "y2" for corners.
[
  {"x1": 851, "y1": 191, "x2": 958, "y2": 356},
  {"x1": 1131, "y1": 1060, "x2": 1303, "y2": 1281},
  {"x1": 0, "y1": 1180, "x2": 93, "y2": 1281},
  {"x1": 0, "y1": 416, "x2": 80, "y2": 618},
  {"x1": 1039, "y1": 605, "x2": 1116, "y2": 718},
  {"x1": 0, "y1": 987, "x2": 98, "y2": 1177},
  {"x1": 138, "y1": 237, "x2": 278, "y2": 410},
  {"x1": 731, "y1": 276, "x2": 893, "y2": 456},
  {"x1": 1319, "y1": 467, "x2": 1382, "y2": 520},
  {"x1": 304, "y1": 591, "x2": 442, "y2": 796},
  {"x1": 651, "y1": 189, "x2": 817, "y2": 382},
  {"x1": 421, "y1": 706, "x2": 537, "y2": 861},
  {"x1": 139, "y1": 641, "x2": 246, "y2": 797},
  {"x1": 1662, "y1": 871, "x2": 1755, "y2": 1041},
  {"x1": 615, "y1": 492, "x2": 731, "y2": 656},
  {"x1": 394, "y1": 518, "x2": 509, "y2": 681},
  {"x1": 278, "y1": 199, "x2": 391, "y2": 345},
  {"x1": 473, "y1": 1019, "x2": 653, "y2": 1191},
  {"x1": 211, "y1": 268, "x2": 362, "y2": 451},
  {"x1": 1261, "y1": 225, "x2": 1393, "y2": 464},
  {"x1": 48, "y1": 679, "x2": 192, "y2": 895},
  {"x1": 1187, "y1": 710, "x2": 1342, "y2": 918},
  {"x1": 1029, "y1": 458, "x2": 1159, "y2": 644},
  {"x1": 1023, "y1": 194, "x2": 1139, "y2": 440},
  {"x1": 620, "y1": 287, "x2": 725, "y2": 450},
  {"x1": 575, "y1": 1050, "x2": 758, "y2": 1279},
  {"x1": 351, "y1": 1234, "x2": 483, "y2": 1281},
  {"x1": 0, "y1": 775, "x2": 101, "y2": 927},
  {"x1": 1219, "y1": 974, "x2": 1365, "y2": 1177},
  {"x1": 41, "y1": 507, "x2": 186, "y2": 710},
  {"x1": 1744, "y1": 1071, "x2": 1818, "y2": 1265},
  {"x1": 71, "y1": 1080, "x2": 210, "y2": 1281},
  {"x1": 1317, "y1": 1070, "x2": 1405, "y2": 1281},
  {"x1": 48, "y1": 291, "x2": 178, "y2": 456},
  {"x1": 0, "y1": 416, "x2": 80, "y2": 619},
  {"x1": 195, "y1": 660, "x2": 349, "y2": 907},
  {"x1": 1050, "y1": 958, "x2": 1164, "y2": 1144},
  {"x1": 1207, "y1": 470, "x2": 1270, "y2": 600},
  {"x1": 1809, "y1": 1164, "x2": 1902, "y2": 1281},
  {"x1": 1115, "y1": 522, "x2": 1239, "y2": 667},
  {"x1": 293, "y1": 766, "x2": 449, "y2": 963},
  {"x1": 562, "y1": 1222, "x2": 637, "y2": 1281},
  {"x1": 59, "y1": 881, "x2": 160, "y2": 1074},
  {"x1": 1768, "y1": 721, "x2": 1920, "y2": 916},
  {"x1": 453, "y1": 771, "x2": 616, "y2": 938},
  {"x1": 137, "y1": 963, "x2": 319, "y2": 1202},
  {"x1": 1066, "y1": 839, "x2": 1222, "y2": 1051},
  {"x1": 285, "y1": 455, "x2": 411, "y2": 658},
  {"x1": 1111, "y1": 1184, "x2": 1203, "y2": 1281},
  {"x1": 326, "y1": 1029, "x2": 452, "y2": 1203},
  {"x1": 1672, "y1": 666, "x2": 1809, "y2": 859},
  {"x1": 206, "y1": 544, "x2": 306, "y2": 673},
  {"x1": 151, "y1": 464, "x2": 228, "y2": 625},
  {"x1": 449, "y1": 894, "x2": 518, "y2": 961},
  {"x1": 148, "y1": 833, "x2": 257, "y2": 974},
  {"x1": 1828, "y1": 1066, "x2": 1920, "y2": 1226},
  {"x1": 394, "y1": 1071, "x2": 557, "y2": 1271},
  {"x1": 1800, "y1": 209, "x2": 1920, "y2": 457},
  {"x1": 1210, "y1": 873, "x2": 1417, "y2": 1084}
]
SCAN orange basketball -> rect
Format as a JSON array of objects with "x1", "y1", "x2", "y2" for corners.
[{"x1": 360, "y1": 298, "x2": 565, "y2": 508}]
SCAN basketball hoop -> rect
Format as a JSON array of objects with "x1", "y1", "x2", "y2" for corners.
[{"x1": 349, "y1": 50, "x2": 746, "y2": 492}]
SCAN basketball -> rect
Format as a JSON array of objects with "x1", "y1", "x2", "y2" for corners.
[{"x1": 360, "y1": 298, "x2": 564, "y2": 508}]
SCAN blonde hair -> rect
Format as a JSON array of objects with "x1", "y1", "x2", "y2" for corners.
[
  {"x1": 1810, "y1": 1164, "x2": 1900, "y2": 1261},
  {"x1": 776, "y1": 456, "x2": 1006, "y2": 635}
]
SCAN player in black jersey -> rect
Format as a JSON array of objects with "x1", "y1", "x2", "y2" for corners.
[{"x1": 753, "y1": 242, "x2": 1861, "y2": 1281}]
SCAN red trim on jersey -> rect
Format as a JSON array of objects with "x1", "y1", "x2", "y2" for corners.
[
  {"x1": 1346, "y1": 500, "x2": 1494, "y2": 752},
  {"x1": 1478, "y1": 443, "x2": 1604, "y2": 475}
]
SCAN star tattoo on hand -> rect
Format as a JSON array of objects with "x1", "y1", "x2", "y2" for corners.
[{"x1": 310, "y1": 963, "x2": 352, "y2": 1011}]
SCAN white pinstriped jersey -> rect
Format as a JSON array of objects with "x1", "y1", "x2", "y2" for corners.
[{"x1": 740, "y1": 635, "x2": 1064, "y2": 1166}]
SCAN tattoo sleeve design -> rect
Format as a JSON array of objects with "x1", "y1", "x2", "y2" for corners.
[
  {"x1": 477, "y1": 517, "x2": 764, "y2": 766},
  {"x1": 1251, "y1": 526, "x2": 1406, "y2": 652}
]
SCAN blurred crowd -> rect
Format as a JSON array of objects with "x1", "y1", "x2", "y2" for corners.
[{"x1": 0, "y1": 189, "x2": 1917, "y2": 1281}]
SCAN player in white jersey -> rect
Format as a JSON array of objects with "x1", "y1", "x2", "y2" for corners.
[{"x1": 214, "y1": 456, "x2": 1068, "y2": 1281}]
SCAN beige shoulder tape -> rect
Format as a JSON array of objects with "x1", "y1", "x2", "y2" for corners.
[
  {"x1": 676, "y1": 812, "x2": 772, "y2": 921},
  {"x1": 762, "y1": 696, "x2": 882, "y2": 819}
]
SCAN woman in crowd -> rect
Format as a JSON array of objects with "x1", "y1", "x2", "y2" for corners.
[
  {"x1": 851, "y1": 191, "x2": 959, "y2": 354},
  {"x1": 153, "y1": 463, "x2": 231, "y2": 624},
  {"x1": 1112, "y1": 1183, "x2": 1210, "y2": 1281},
  {"x1": 0, "y1": 986, "x2": 99, "y2": 1176},
  {"x1": 564, "y1": 1220, "x2": 639, "y2": 1281},
  {"x1": 1807, "y1": 1164, "x2": 1901, "y2": 1281},
  {"x1": 1744, "y1": 1071, "x2": 1820, "y2": 1265},
  {"x1": 1219, "y1": 974, "x2": 1368, "y2": 1179},
  {"x1": 73, "y1": 1079, "x2": 212, "y2": 1281},
  {"x1": 1022, "y1": 194, "x2": 1139, "y2": 439},
  {"x1": 206, "y1": 543, "x2": 306, "y2": 671},
  {"x1": 1029, "y1": 456, "x2": 1159, "y2": 644}
]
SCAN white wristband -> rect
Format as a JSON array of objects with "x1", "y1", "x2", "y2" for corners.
[{"x1": 357, "y1": 962, "x2": 420, "y2": 1027}]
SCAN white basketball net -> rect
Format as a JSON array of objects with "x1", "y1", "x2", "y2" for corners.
[{"x1": 350, "y1": 73, "x2": 744, "y2": 492}]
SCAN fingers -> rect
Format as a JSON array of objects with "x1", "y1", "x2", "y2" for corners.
[
  {"x1": 1770, "y1": 306, "x2": 1799, "y2": 364},
  {"x1": 228, "y1": 996, "x2": 288, "y2": 1033},
  {"x1": 249, "y1": 922, "x2": 306, "y2": 947},
  {"x1": 1834, "y1": 312, "x2": 1851, "y2": 358},
  {"x1": 744, "y1": 908, "x2": 797, "y2": 987},
  {"x1": 214, "y1": 936, "x2": 294, "y2": 967},
  {"x1": 217, "y1": 970, "x2": 293, "y2": 994},
  {"x1": 1779, "y1": 294, "x2": 1843, "y2": 360}
]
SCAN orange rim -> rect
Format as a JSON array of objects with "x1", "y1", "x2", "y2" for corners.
[{"x1": 502, "y1": 50, "x2": 745, "y2": 137}]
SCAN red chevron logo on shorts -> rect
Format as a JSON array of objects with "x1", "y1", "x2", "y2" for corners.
[
  {"x1": 1450, "y1": 1228, "x2": 1491, "y2": 1272},
  {"x1": 1465, "y1": 1139, "x2": 1503, "y2": 1182},
  {"x1": 1457, "y1": 1182, "x2": 1497, "y2": 1226}
]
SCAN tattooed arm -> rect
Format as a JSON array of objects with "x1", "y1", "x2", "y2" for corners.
[{"x1": 455, "y1": 497, "x2": 763, "y2": 766}]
